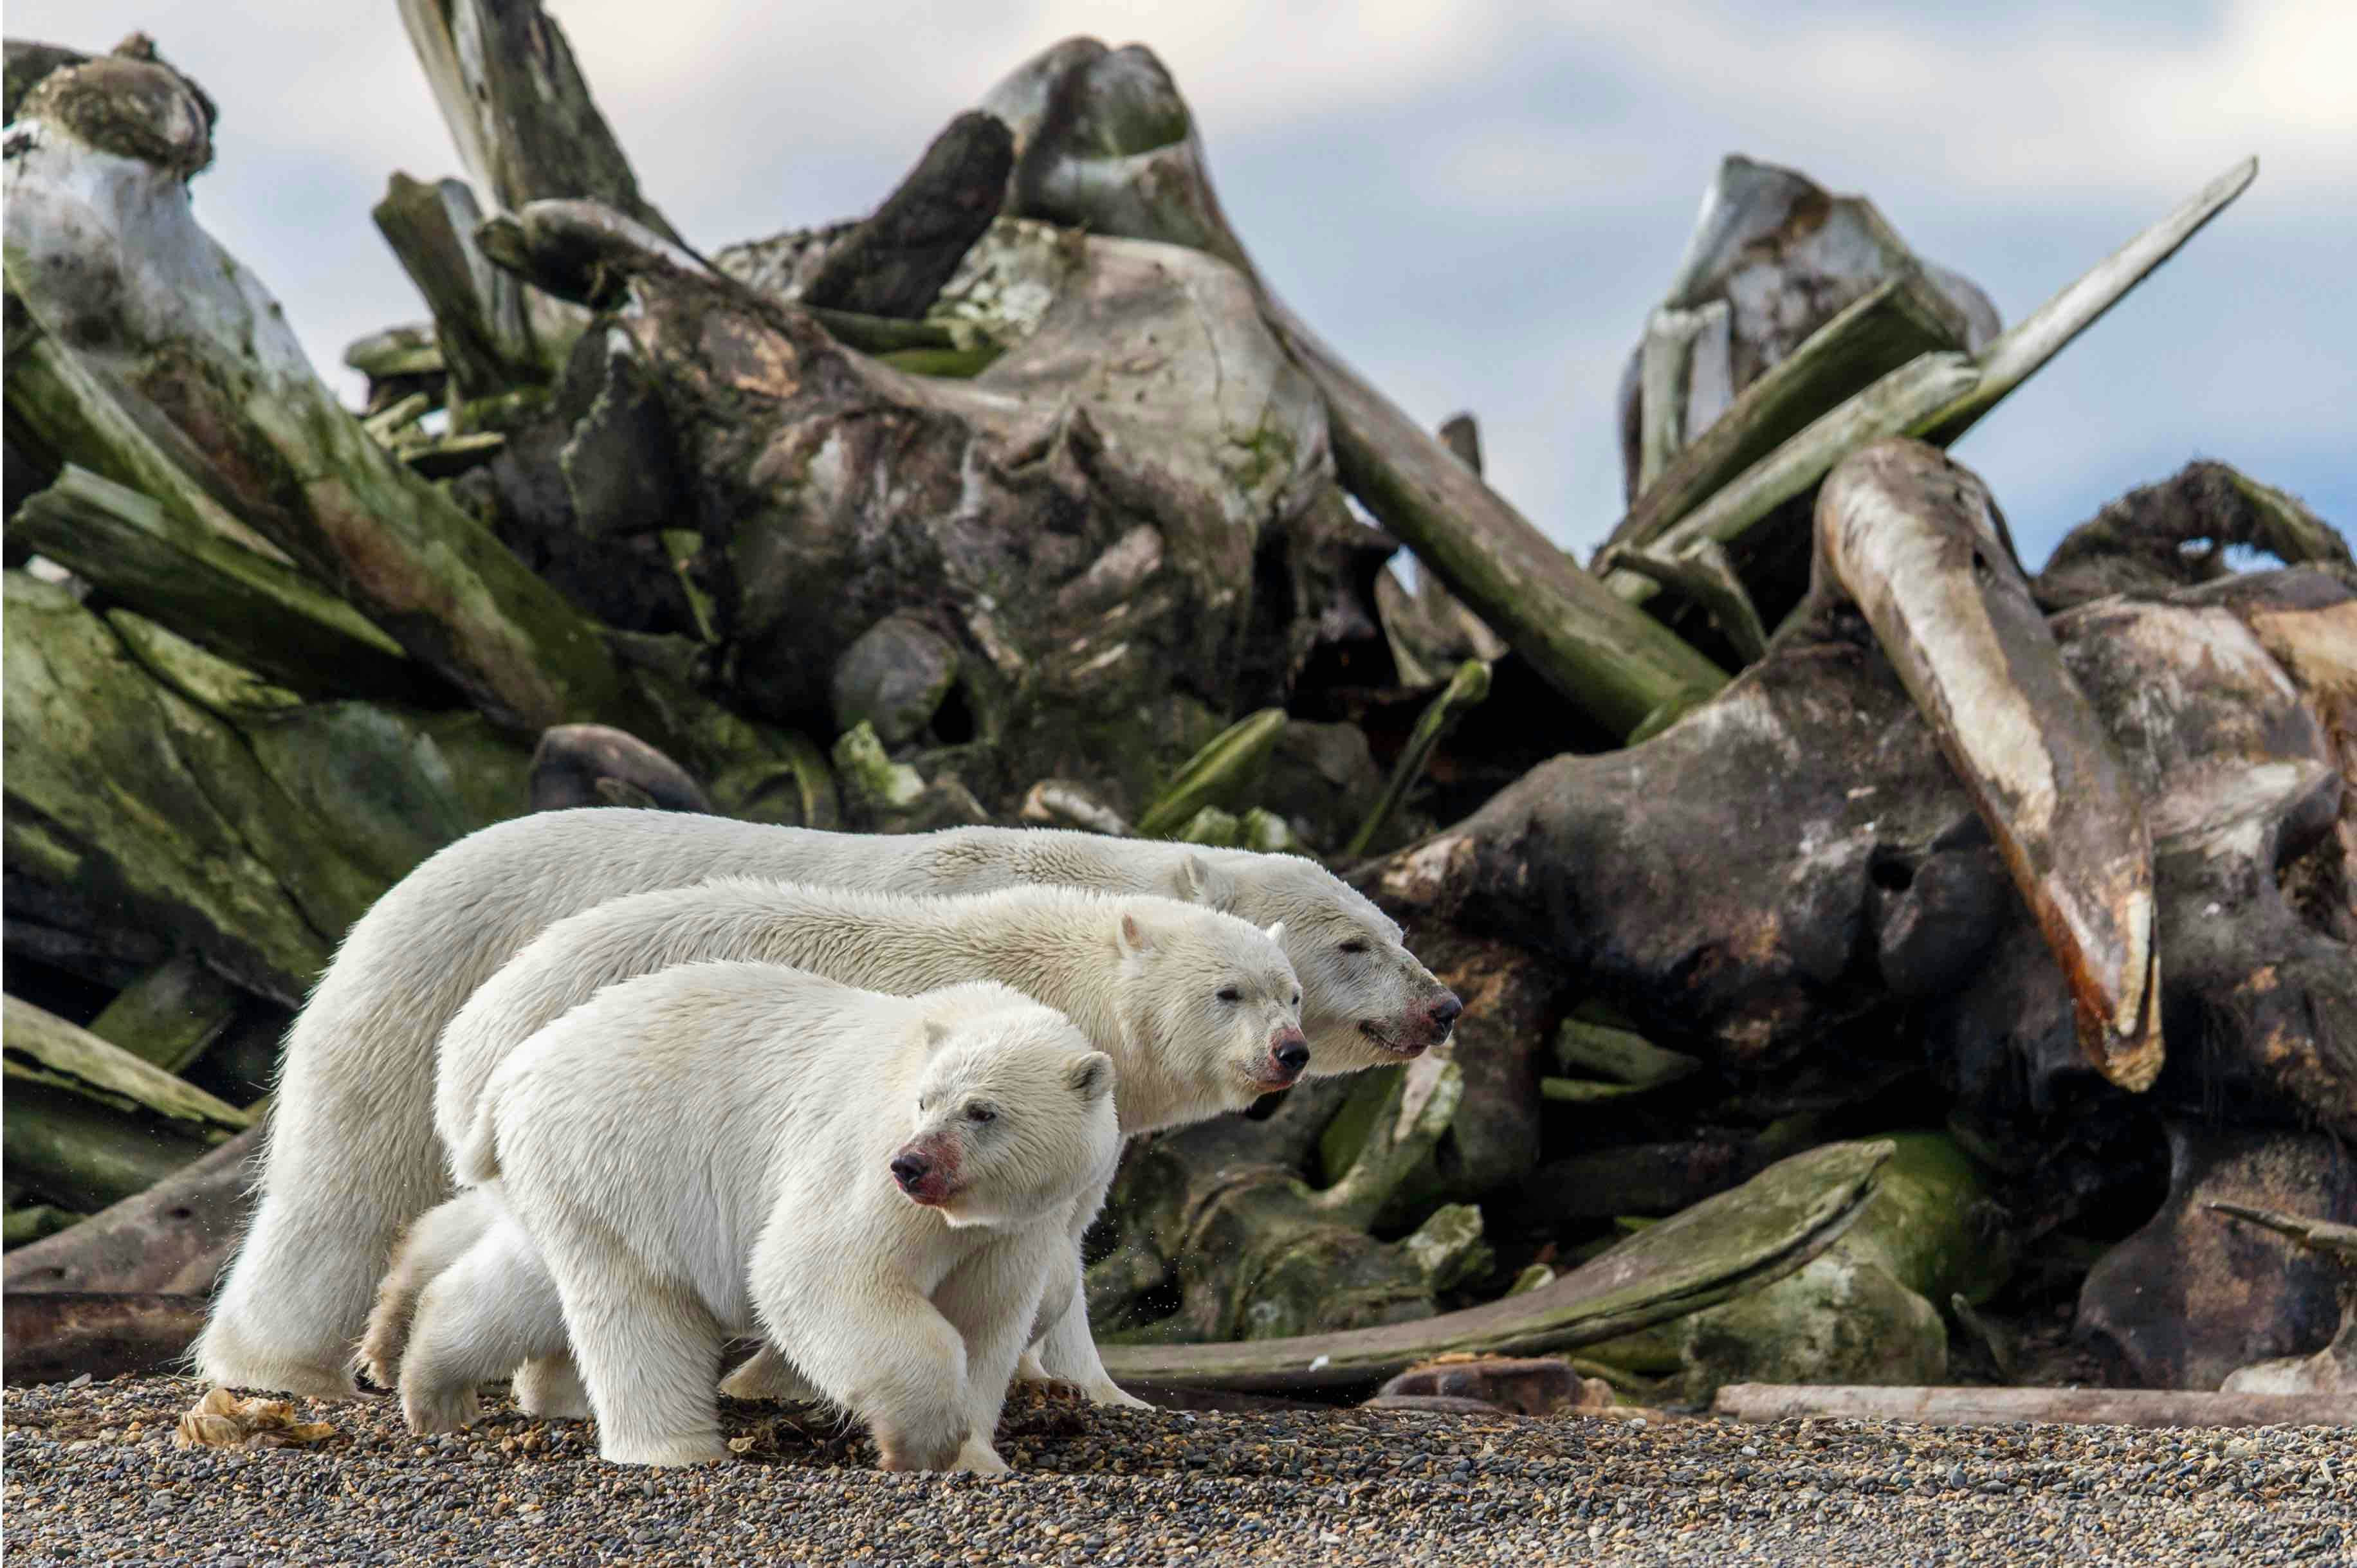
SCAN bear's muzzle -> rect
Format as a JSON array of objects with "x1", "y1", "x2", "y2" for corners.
[
  {"x1": 1252, "y1": 1025, "x2": 1312, "y2": 1089},
  {"x1": 889, "y1": 1140, "x2": 959, "y2": 1207}
]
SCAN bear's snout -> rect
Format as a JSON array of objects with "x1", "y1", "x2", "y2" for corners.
[
  {"x1": 1355, "y1": 986, "x2": 1464, "y2": 1059},
  {"x1": 890, "y1": 1142, "x2": 957, "y2": 1206},
  {"x1": 1255, "y1": 1025, "x2": 1310, "y2": 1088}
]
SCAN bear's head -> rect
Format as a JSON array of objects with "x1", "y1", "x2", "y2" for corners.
[
  {"x1": 1165, "y1": 852, "x2": 1461, "y2": 1072},
  {"x1": 889, "y1": 1001, "x2": 1120, "y2": 1230},
  {"x1": 1107, "y1": 904, "x2": 1308, "y2": 1131}
]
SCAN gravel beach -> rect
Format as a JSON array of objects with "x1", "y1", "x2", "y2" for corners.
[{"x1": 5, "y1": 1376, "x2": 2351, "y2": 1566}]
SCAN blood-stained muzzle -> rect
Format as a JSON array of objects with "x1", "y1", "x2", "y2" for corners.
[
  {"x1": 1254, "y1": 1025, "x2": 1311, "y2": 1089},
  {"x1": 888, "y1": 1138, "x2": 960, "y2": 1207}
]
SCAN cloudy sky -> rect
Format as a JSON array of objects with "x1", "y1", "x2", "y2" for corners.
[{"x1": 16, "y1": 0, "x2": 2352, "y2": 565}]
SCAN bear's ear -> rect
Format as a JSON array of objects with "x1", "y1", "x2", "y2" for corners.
[
  {"x1": 1067, "y1": 1052, "x2": 1115, "y2": 1100},
  {"x1": 1263, "y1": 920, "x2": 1286, "y2": 947},
  {"x1": 922, "y1": 1018, "x2": 953, "y2": 1052},
  {"x1": 1171, "y1": 853, "x2": 1239, "y2": 912},
  {"x1": 1116, "y1": 911, "x2": 1155, "y2": 956}
]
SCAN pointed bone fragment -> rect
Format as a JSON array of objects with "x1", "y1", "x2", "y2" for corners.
[
  {"x1": 1918, "y1": 158, "x2": 2257, "y2": 445},
  {"x1": 1815, "y1": 439, "x2": 2161, "y2": 1089}
]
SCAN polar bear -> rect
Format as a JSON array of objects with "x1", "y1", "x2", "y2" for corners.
[
  {"x1": 200, "y1": 809, "x2": 1456, "y2": 1399},
  {"x1": 359, "y1": 880, "x2": 1298, "y2": 1411},
  {"x1": 396, "y1": 964, "x2": 1119, "y2": 1470}
]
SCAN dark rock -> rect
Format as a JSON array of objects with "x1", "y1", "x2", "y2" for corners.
[
  {"x1": 2034, "y1": 461, "x2": 2354, "y2": 613},
  {"x1": 1376, "y1": 1356, "x2": 1606, "y2": 1416},
  {"x1": 829, "y1": 615, "x2": 964, "y2": 748},
  {"x1": 2078, "y1": 1125, "x2": 2357, "y2": 1390},
  {"x1": 3, "y1": 39, "x2": 89, "y2": 125},
  {"x1": 1255, "y1": 720, "x2": 1388, "y2": 854},
  {"x1": 1615, "y1": 154, "x2": 1999, "y2": 506},
  {"x1": 529, "y1": 724, "x2": 711, "y2": 814},
  {"x1": 559, "y1": 329, "x2": 681, "y2": 540}
]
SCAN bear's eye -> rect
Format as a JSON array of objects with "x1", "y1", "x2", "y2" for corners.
[
  {"x1": 1216, "y1": 986, "x2": 1242, "y2": 1003},
  {"x1": 1293, "y1": 991, "x2": 1303, "y2": 1008},
  {"x1": 1339, "y1": 940, "x2": 1370, "y2": 956},
  {"x1": 966, "y1": 1104, "x2": 996, "y2": 1124}
]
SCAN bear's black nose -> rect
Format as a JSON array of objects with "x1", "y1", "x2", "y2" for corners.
[
  {"x1": 1274, "y1": 1035, "x2": 1310, "y2": 1074},
  {"x1": 1430, "y1": 992, "x2": 1463, "y2": 1034},
  {"x1": 890, "y1": 1153, "x2": 931, "y2": 1190}
]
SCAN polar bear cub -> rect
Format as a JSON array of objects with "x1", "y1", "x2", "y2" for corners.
[{"x1": 398, "y1": 963, "x2": 1119, "y2": 1470}]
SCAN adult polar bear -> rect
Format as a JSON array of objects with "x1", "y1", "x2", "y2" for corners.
[
  {"x1": 405, "y1": 968, "x2": 1122, "y2": 1470},
  {"x1": 197, "y1": 809, "x2": 1459, "y2": 1399}
]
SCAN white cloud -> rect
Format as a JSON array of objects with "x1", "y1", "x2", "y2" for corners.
[{"x1": 1539, "y1": 0, "x2": 2355, "y2": 204}]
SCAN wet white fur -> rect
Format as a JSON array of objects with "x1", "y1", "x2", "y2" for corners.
[
  {"x1": 396, "y1": 965, "x2": 1117, "y2": 1469},
  {"x1": 199, "y1": 810, "x2": 1440, "y2": 1399}
]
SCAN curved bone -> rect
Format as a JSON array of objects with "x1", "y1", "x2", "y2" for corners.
[
  {"x1": 1099, "y1": 1138, "x2": 1888, "y2": 1392},
  {"x1": 1816, "y1": 439, "x2": 2161, "y2": 1089}
]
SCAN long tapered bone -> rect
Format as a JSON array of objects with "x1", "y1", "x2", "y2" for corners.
[
  {"x1": 1918, "y1": 158, "x2": 2257, "y2": 445},
  {"x1": 5, "y1": 1127, "x2": 261, "y2": 1297},
  {"x1": 1598, "y1": 159, "x2": 2258, "y2": 623},
  {"x1": 1099, "y1": 1139, "x2": 1887, "y2": 1392},
  {"x1": 4, "y1": 996, "x2": 251, "y2": 1138},
  {"x1": 393, "y1": 0, "x2": 682, "y2": 244},
  {"x1": 2208, "y1": 1203, "x2": 2357, "y2": 1264},
  {"x1": 1816, "y1": 439, "x2": 2162, "y2": 1089}
]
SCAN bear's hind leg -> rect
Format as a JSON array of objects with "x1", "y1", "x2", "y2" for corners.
[
  {"x1": 1027, "y1": 1273, "x2": 1151, "y2": 1409},
  {"x1": 399, "y1": 1217, "x2": 568, "y2": 1435},
  {"x1": 546, "y1": 1232, "x2": 731, "y2": 1466},
  {"x1": 717, "y1": 1342, "x2": 823, "y2": 1403},
  {"x1": 1016, "y1": 1181, "x2": 1150, "y2": 1410},
  {"x1": 512, "y1": 1353, "x2": 594, "y2": 1420},
  {"x1": 358, "y1": 1190, "x2": 499, "y2": 1390}
]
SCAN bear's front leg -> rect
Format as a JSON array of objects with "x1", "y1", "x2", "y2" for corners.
[
  {"x1": 935, "y1": 1230, "x2": 1076, "y2": 1473},
  {"x1": 755, "y1": 1261, "x2": 970, "y2": 1472},
  {"x1": 398, "y1": 1214, "x2": 569, "y2": 1436}
]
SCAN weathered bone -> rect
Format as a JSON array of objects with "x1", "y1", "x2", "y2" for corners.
[
  {"x1": 979, "y1": 37, "x2": 1730, "y2": 739},
  {"x1": 1815, "y1": 439, "x2": 2161, "y2": 1089},
  {"x1": 1101, "y1": 1140, "x2": 1889, "y2": 1392}
]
